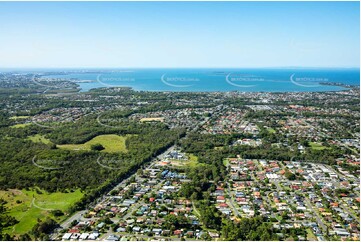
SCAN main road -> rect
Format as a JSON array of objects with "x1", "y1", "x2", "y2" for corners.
[{"x1": 304, "y1": 197, "x2": 327, "y2": 232}]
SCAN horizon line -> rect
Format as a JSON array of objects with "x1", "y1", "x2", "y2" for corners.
[{"x1": 0, "y1": 66, "x2": 360, "y2": 70}]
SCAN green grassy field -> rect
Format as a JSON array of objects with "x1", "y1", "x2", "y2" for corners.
[
  {"x1": 57, "y1": 134, "x2": 130, "y2": 153},
  {"x1": 0, "y1": 189, "x2": 83, "y2": 236},
  {"x1": 10, "y1": 123, "x2": 32, "y2": 128},
  {"x1": 187, "y1": 154, "x2": 201, "y2": 167},
  {"x1": 309, "y1": 142, "x2": 328, "y2": 150},
  {"x1": 9, "y1": 116, "x2": 30, "y2": 120},
  {"x1": 267, "y1": 127, "x2": 276, "y2": 133},
  {"x1": 27, "y1": 134, "x2": 52, "y2": 144},
  {"x1": 306, "y1": 228, "x2": 316, "y2": 240}
]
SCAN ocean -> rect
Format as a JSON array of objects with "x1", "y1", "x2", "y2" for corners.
[{"x1": 43, "y1": 68, "x2": 360, "y2": 92}]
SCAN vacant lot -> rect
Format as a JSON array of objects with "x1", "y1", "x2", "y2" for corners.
[
  {"x1": 57, "y1": 134, "x2": 130, "y2": 153},
  {"x1": 168, "y1": 154, "x2": 203, "y2": 168},
  {"x1": 0, "y1": 189, "x2": 83, "y2": 236},
  {"x1": 140, "y1": 117, "x2": 164, "y2": 122}
]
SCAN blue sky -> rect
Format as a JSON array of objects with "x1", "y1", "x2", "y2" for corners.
[{"x1": 0, "y1": 1, "x2": 359, "y2": 68}]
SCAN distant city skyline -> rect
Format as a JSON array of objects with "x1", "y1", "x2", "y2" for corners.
[{"x1": 0, "y1": 1, "x2": 359, "y2": 68}]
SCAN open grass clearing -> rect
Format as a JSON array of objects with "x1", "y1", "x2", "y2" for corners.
[
  {"x1": 223, "y1": 158, "x2": 229, "y2": 167},
  {"x1": 167, "y1": 154, "x2": 205, "y2": 168},
  {"x1": 27, "y1": 134, "x2": 52, "y2": 144},
  {"x1": 309, "y1": 142, "x2": 329, "y2": 150},
  {"x1": 57, "y1": 134, "x2": 131, "y2": 153},
  {"x1": 140, "y1": 117, "x2": 164, "y2": 122},
  {"x1": 9, "y1": 116, "x2": 31, "y2": 120},
  {"x1": 306, "y1": 228, "x2": 316, "y2": 240},
  {"x1": 267, "y1": 127, "x2": 276, "y2": 133},
  {"x1": 0, "y1": 189, "x2": 83, "y2": 236},
  {"x1": 10, "y1": 123, "x2": 32, "y2": 128}
]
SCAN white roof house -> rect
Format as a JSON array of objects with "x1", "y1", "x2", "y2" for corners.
[
  {"x1": 79, "y1": 233, "x2": 89, "y2": 240},
  {"x1": 62, "y1": 233, "x2": 72, "y2": 240}
]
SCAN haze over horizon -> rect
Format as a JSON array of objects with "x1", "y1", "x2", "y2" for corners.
[{"x1": 0, "y1": 1, "x2": 359, "y2": 68}]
